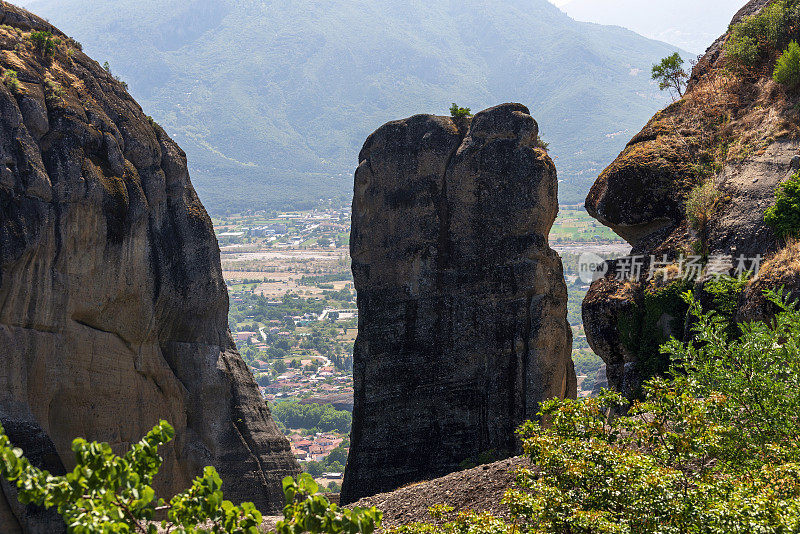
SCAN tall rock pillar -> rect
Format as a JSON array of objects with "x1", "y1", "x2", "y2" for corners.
[{"x1": 341, "y1": 103, "x2": 576, "y2": 503}]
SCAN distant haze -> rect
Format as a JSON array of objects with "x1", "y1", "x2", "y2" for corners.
[
  {"x1": 553, "y1": 0, "x2": 745, "y2": 54},
  {"x1": 15, "y1": 0, "x2": 686, "y2": 211}
]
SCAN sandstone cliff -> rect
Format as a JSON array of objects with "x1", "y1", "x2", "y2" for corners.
[
  {"x1": 583, "y1": 0, "x2": 800, "y2": 395},
  {"x1": 341, "y1": 103, "x2": 576, "y2": 504},
  {"x1": 0, "y1": 5, "x2": 299, "y2": 531}
]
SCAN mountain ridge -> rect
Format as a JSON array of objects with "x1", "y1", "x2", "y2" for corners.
[{"x1": 16, "y1": 0, "x2": 686, "y2": 212}]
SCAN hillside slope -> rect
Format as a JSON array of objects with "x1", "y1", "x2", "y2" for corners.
[
  {"x1": 18, "y1": 0, "x2": 684, "y2": 211},
  {"x1": 0, "y1": 5, "x2": 299, "y2": 531}
]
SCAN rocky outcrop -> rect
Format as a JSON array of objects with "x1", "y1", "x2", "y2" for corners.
[
  {"x1": 583, "y1": 0, "x2": 800, "y2": 394},
  {"x1": 341, "y1": 103, "x2": 575, "y2": 504},
  {"x1": 0, "y1": 5, "x2": 299, "y2": 530}
]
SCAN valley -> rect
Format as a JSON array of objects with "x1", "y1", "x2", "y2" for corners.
[{"x1": 218, "y1": 199, "x2": 629, "y2": 486}]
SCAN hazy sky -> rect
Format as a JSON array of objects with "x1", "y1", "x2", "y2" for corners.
[
  {"x1": 549, "y1": 0, "x2": 745, "y2": 53},
  {"x1": 14, "y1": 0, "x2": 746, "y2": 53}
]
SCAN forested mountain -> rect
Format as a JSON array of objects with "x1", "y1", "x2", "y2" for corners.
[
  {"x1": 19, "y1": 0, "x2": 685, "y2": 211},
  {"x1": 560, "y1": 0, "x2": 743, "y2": 53}
]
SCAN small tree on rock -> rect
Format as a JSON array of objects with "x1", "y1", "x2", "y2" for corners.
[
  {"x1": 652, "y1": 52, "x2": 688, "y2": 99},
  {"x1": 449, "y1": 103, "x2": 471, "y2": 119}
]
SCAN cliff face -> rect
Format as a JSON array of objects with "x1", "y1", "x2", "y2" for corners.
[
  {"x1": 583, "y1": 0, "x2": 800, "y2": 395},
  {"x1": 341, "y1": 103, "x2": 576, "y2": 504},
  {"x1": 0, "y1": 5, "x2": 299, "y2": 531}
]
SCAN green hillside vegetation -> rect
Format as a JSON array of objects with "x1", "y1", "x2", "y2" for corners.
[
  {"x1": 271, "y1": 401, "x2": 352, "y2": 434},
  {"x1": 22, "y1": 0, "x2": 683, "y2": 212}
]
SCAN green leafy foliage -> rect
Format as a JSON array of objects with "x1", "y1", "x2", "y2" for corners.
[
  {"x1": 278, "y1": 474, "x2": 381, "y2": 534},
  {"x1": 271, "y1": 402, "x2": 351, "y2": 434},
  {"x1": 396, "y1": 290, "x2": 800, "y2": 533},
  {"x1": 651, "y1": 52, "x2": 687, "y2": 98},
  {"x1": 725, "y1": 0, "x2": 800, "y2": 70},
  {"x1": 0, "y1": 422, "x2": 380, "y2": 533},
  {"x1": 774, "y1": 40, "x2": 800, "y2": 87},
  {"x1": 29, "y1": 30, "x2": 56, "y2": 58},
  {"x1": 0, "y1": 420, "x2": 265, "y2": 533},
  {"x1": 765, "y1": 170, "x2": 800, "y2": 239},
  {"x1": 448, "y1": 103, "x2": 471, "y2": 119}
]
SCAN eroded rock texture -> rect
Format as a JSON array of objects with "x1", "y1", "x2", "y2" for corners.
[
  {"x1": 583, "y1": 0, "x2": 796, "y2": 395},
  {"x1": 341, "y1": 103, "x2": 576, "y2": 503},
  {"x1": 0, "y1": 5, "x2": 298, "y2": 531}
]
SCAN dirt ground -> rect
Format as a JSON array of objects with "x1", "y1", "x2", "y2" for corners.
[{"x1": 347, "y1": 456, "x2": 530, "y2": 528}]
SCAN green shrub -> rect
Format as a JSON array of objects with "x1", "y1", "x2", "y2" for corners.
[
  {"x1": 394, "y1": 290, "x2": 800, "y2": 534},
  {"x1": 448, "y1": 103, "x2": 471, "y2": 119},
  {"x1": 765, "y1": 171, "x2": 800, "y2": 239},
  {"x1": 2, "y1": 69, "x2": 21, "y2": 94},
  {"x1": 774, "y1": 40, "x2": 800, "y2": 87},
  {"x1": 0, "y1": 420, "x2": 381, "y2": 533},
  {"x1": 725, "y1": 34, "x2": 761, "y2": 68},
  {"x1": 29, "y1": 30, "x2": 56, "y2": 58},
  {"x1": 725, "y1": 0, "x2": 800, "y2": 70}
]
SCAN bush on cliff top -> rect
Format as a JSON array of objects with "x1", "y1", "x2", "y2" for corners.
[
  {"x1": 725, "y1": 0, "x2": 800, "y2": 70},
  {"x1": 448, "y1": 103, "x2": 471, "y2": 119}
]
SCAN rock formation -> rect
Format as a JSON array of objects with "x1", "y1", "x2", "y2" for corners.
[
  {"x1": 583, "y1": 0, "x2": 799, "y2": 395},
  {"x1": 0, "y1": 5, "x2": 299, "y2": 531},
  {"x1": 341, "y1": 103, "x2": 576, "y2": 503}
]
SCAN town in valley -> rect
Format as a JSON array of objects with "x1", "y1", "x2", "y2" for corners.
[{"x1": 216, "y1": 200, "x2": 630, "y2": 488}]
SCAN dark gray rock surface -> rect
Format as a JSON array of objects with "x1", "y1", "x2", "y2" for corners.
[
  {"x1": 341, "y1": 103, "x2": 576, "y2": 503},
  {"x1": 0, "y1": 5, "x2": 299, "y2": 530}
]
